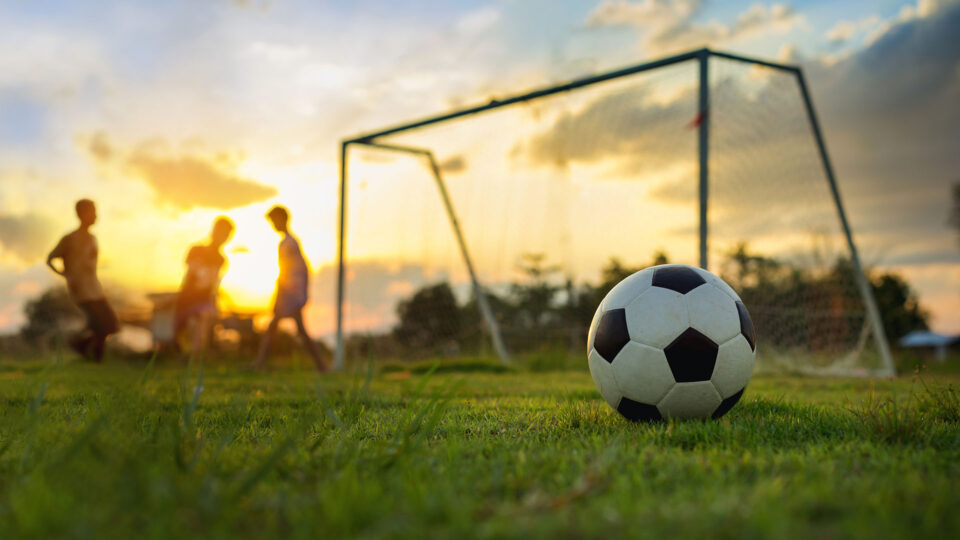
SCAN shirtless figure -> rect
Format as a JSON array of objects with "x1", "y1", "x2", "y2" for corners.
[
  {"x1": 46, "y1": 199, "x2": 118, "y2": 361},
  {"x1": 254, "y1": 206, "x2": 327, "y2": 371}
]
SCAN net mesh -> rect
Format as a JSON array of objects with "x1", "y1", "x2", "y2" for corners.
[{"x1": 340, "y1": 56, "x2": 883, "y2": 373}]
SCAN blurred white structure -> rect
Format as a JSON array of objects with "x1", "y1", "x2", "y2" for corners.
[{"x1": 898, "y1": 331, "x2": 958, "y2": 362}]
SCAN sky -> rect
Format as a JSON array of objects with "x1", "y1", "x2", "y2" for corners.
[{"x1": 0, "y1": 0, "x2": 957, "y2": 340}]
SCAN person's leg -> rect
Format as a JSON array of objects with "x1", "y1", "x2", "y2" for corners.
[
  {"x1": 254, "y1": 316, "x2": 280, "y2": 369},
  {"x1": 191, "y1": 311, "x2": 214, "y2": 354},
  {"x1": 91, "y1": 299, "x2": 118, "y2": 362},
  {"x1": 293, "y1": 311, "x2": 327, "y2": 372},
  {"x1": 73, "y1": 301, "x2": 100, "y2": 361},
  {"x1": 69, "y1": 331, "x2": 95, "y2": 359},
  {"x1": 172, "y1": 308, "x2": 188, "y2": 354},
  {"x1": 90, "y1": 332, "x2": 107, "y2": 362}
]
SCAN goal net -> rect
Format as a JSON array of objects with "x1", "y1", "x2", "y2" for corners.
[{"x1": 336, "y1": 49, "x2": 893, "y2": 376}]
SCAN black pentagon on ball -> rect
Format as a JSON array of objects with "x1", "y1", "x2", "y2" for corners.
[
  {"x1": 594, "y1": 308, "x2": 630, "y2": 363},
  {"x1": 664, "y1": 328, "x2": 718, "y2": 382},
  {"x1": 617, "y1": 397, "x2": 662, "y2": 422},
  {"x1": 735, "y1": 301, "x2": 756, "y2": 352},
  {"x1": 652, "y1": 266, "x2": 706, "y2": 294},
  {"x1": 712, "y1": 387, "x2": 745, "y2": 419}
]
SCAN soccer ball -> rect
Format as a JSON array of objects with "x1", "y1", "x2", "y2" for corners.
[{"x1": 587, "y1": 264, "x2": 756, "y2": 421}]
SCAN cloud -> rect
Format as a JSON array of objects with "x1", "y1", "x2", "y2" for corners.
[
  {"x1": 438, "y1": 155, "x2": 467, "y2": 174},
  {"x1": 87, "y1": 131, "x2": 112, "y2": 162},
  {"x1": 811, "y1": 1, "x2": 960, "y2": 123},
  {"x1": 519, "y1": 0, "x2": 960, "y2": 273},
  {"x1": 126, "y1": 148, "x2": 277, "y2": 210},
  {"x1": 0, "y1": 213, "x2": 57, "y2": 264},
  {"x1": 314, "y1": 260, "x2": 449, "y2": 332},
  {"x1": 803, "y1": 0, "x2": 960, "y2": 247},
  {"x1": 825, "y1": 15, "x2": 880, "y2": 45},
  {"x1": 513, "y1": 83, "x2": 698, "y2": 191},
  {"x1": 455, "y1": 6, "x2": 502, "y2": 35},
  {"x1": 229, "y1": 0, "x2": 273, "y2": 10},
  {"x1": 518, "y1": 72, "x2": 852, "y2": 244},
  {"x1": 0, "y1": 264, "x2": 56, "y2": 333},
  {"x1": 731, "y1": 3, "x2": 801, "y2": 38},
  {"x1": 85, "y1": 133, "x2": 278, "y2": 210},
  {"x1": 586, "y1": 0, "x2": 803, "y2": 54}
]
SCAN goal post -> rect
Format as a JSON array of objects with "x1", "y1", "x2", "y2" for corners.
[
  {"x1": 357, "y1": 140, "x2": 511, "y2": 365},
  {"x1": 334, "y1": 48, "x2": 895, "y2": 376}
]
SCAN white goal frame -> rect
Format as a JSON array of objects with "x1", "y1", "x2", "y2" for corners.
[{"x1": 334, "y1": 48, "x2": 895, "y2": 376}]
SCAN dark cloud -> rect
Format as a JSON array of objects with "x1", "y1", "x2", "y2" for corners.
[
  {"x1": 812, "y1": 3, "x2": 960, "y2": 123},
  {"x1": 803, "y1": 1, "x2": 960, "y2": 263},
  {"x1": 438, "y1": 155, "x2": 466, "y2": 174},
  {"x1": 86, "y1": 133, "x2": 278, "y2": 210},
  {"x1": 519, "y1": 73, "x2": 826, "y2": 234},
  {"x1": 0, "y1": 213, "x2": 57, "y2": 263},
  {"x1": 521, "y1": 1, "x2": 960, "y2": 266},
  {"x1": 515, "y1": 83, "x2": 697, "y2": 175}
]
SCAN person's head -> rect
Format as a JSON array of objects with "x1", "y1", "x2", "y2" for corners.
[
  {"x1": 75, "y1": 199, "x2": 96, "y2": 227},
  {"x1": 210, "y1": 216, "x2": 235, "y2": 247},
  {"x1": 266, "y1": 205, "x2": 289, "y2": 233}
]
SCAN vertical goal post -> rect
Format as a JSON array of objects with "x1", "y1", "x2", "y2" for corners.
[{"x1": 334, "y1": 47, "x2": 895, "y2": 376}]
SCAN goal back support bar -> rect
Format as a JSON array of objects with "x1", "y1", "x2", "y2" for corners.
[{"x1": 334, "y1": 48, "x2": 895, "y2": 376}]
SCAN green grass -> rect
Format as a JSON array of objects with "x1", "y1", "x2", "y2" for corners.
[{"x1": 0, "y1": 356, "x2": 958, "y2": 539}]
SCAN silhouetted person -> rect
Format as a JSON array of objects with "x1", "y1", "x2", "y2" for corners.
[
  {"x1": 46, "y1": 199, "x2": 118, "y2": 361},
  {"x1": 254, "y1": 206, "x2": 327, "y2": 371},
  {"x1": 174, "y1": 217, "x2": 234, "y2": 353}
]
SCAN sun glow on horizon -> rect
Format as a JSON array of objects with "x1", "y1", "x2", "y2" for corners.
[{"x1": 88, "y1": 165, "x2": 339, "y2": 317}]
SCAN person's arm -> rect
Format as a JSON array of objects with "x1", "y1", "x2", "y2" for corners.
[
  {"x1": 46, "y1": 239, "x2": 65, "y2": 277},
  {"x1": 185, "y1": 246, "x2": 199, "y2": 267},
  {"x1": 276, "y1": 241, "x2": 294, "y2": 290}
]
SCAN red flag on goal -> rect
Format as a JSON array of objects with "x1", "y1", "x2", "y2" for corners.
[{"x1": 686, "y1": 111, "x2": 708, "y2": 129}]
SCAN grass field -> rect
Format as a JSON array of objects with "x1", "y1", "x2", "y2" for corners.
[{"x1": 1, "y1": 354, "x2": 959, "y2": 539}]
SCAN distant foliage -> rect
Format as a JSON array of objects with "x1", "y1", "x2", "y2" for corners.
[
  {"x1": 387, "y1": 246, "x2": 929, "y2": 357},
  {"x1": 871, "y1": 273, "x2": 929, "y2": 340},
  {"x1": 393, "y1": 283, "x2": 461, "y2": 350},
  {"x1": 510, "y1": 253, "x2": 562, "y2": 329},
  {"x1": 20, "y1": 287, "x2": 84, "y2": 345},
  {"x1": 723, "y1": 244, "x2": 928, "y2": 347}
]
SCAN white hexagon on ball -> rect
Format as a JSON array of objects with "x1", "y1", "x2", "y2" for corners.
[
  {"x1": 588, "y1": 349, "x2": 622, "y2": 409},
  {"x1": 611, "y1": 342, "x2": 675, "y2": 404},
  {"x1": 691, "y1": 266, "x2": 741, "y2": 302},
  {"x1": 657, "y1": 381, "x2": 722, "y2": 419},
  {"x1": 603, "y1": 267, "x2": 654, "y2": 309},
  {"x1": 685, "y1": 283, "x2": 741, "y2": 344},
  {"x1": 624, "y1": 286, "x2": 688, "y2": 349},
  {"x1": 711, "y1": 334, "x2": 755, "y2": 399}
]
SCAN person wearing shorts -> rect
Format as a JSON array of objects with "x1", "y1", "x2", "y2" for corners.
[
  {"x1": 174, "y1": 217, "x2": 234, "y2": 353},
  {"x1": 254, "y1": 206, "x2": 327, "y2": 371},
  {"x1": 46, "y1": 199, "x2": 118, "y2": 362}
]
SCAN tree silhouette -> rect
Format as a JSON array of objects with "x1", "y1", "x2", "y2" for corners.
[
  {"x1": 511, "y1": 253, "x2": 561, "y2": 329},
  {"x1": 21, "y1": 287, "x2": 84, "y2": 345},
  {"x1": 393, "y1": 282, "x2": 461, "y2": 350},
  {"x1": 388, "y1": 246, "x2": 929, "y2": 358},
  {"x1": 870, "y1": 273, "x2": 929, "y2": 340}
]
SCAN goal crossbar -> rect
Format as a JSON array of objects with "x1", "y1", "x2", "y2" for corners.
[{"x1": 343, "y1": 49, "x2": 797, "y2": 145}]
